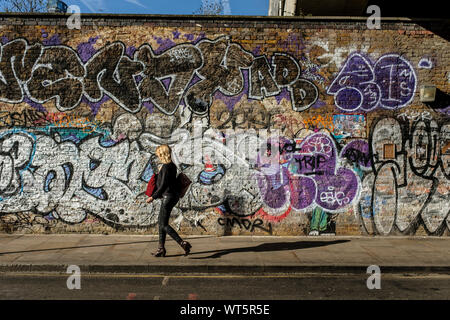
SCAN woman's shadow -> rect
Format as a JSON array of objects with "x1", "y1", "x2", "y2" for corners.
[{"x1": 167, "y1": 239, "x2": 351, "y2": 259}]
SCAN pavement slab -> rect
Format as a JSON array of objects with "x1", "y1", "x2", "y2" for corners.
[{"x1": 0, "y1": 235, "x2": 448, "y2": 274}]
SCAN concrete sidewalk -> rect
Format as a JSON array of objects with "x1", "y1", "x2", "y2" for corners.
[{"x1": 0, "y1": 234, "x2": 449, "y2": 274}]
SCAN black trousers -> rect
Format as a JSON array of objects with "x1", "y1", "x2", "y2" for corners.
[{"x1": 158, "y1": 194, "x2": 182, "y2": 247}]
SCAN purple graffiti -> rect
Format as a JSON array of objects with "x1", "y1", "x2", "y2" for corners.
[
  {"x1": 193, "y1": 33, "x2": 206, "y2": 44},
  {"x1": 126, "y1": 46, "x2": 137, "y2": 58},
  {"x1": 340, "y1": 139, "x2": 372, "y2": 168},
  {"x1": 172, "y1": 30, "x2": 181, "y2": 39},
  {"x1": 152, "y1": 36, "x2": 177, "y2": 54},
  {"x1": 42, "y1": 32, "x2": 62, "y2": 46},
  {"x1": 277, "y1": 33, "x2": 306, "y2": 55},
  {"x1": 23, "y1": 96, "x2": 46, "y2": 113},
  {"x1": 252, "y1": 45, "x2": 262, "y2": 56},
  {"x1": 81, "y1": 95, "x2": 110, "y2": 116},
  {"x1": 257, "y1": 133, "x2": 360, "y2": 212},
  {"x1": 77, "y1": 36, "x2": 100, "y2": 63},
  {"x1": 184, "y1": 34, "x2": 195, "y2": 41},
  {"x1": 274, "y1": 87, "x2": 291, "y2": 105},
  {"x1": 328, "y1": 53, "x2": 416, "y2": 111},
  {"x1": 418, "y1": 58, "x2": 433, "y2": 69},
  {"x1": 374, "y1": 55, "x2": 416, "y2": 109}
]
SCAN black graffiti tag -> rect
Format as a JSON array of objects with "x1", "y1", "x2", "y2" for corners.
[
  {"x1": 136, "y1": 43, "x2": 202, "y2": 115},
  {"x1": 249, "y1": 56, "x2": 280, "y2": 99},
  {"x1": 184, "y1": 37, "x2": 254, "y2": 114},
  {"x1": 0, "y1": 39, "x2": 43, "y2": 103},
  {"x1": 0, "y1": 37, "x2": 319, "y2": 116},
  {"x1": 84, "y1": 42, "x2": 144, "y2": 113},
  {"x1": 26, "y1": 46, "x2": 85, "y2": 111}
]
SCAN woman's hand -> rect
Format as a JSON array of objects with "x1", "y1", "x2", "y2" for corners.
[{"x1": 146, "y1": 197, "x2": 153, "y2": 203}]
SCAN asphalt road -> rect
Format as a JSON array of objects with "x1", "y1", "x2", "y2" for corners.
[{"x1": 0, "y1": 272, "x2": 449, "y2": 300}]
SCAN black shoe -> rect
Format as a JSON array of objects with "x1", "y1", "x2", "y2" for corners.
[
  {"x1": 152, "y1": 247, "x2": 166, "y2": 257},
  {"x1": 180, "y1": 241, "x2": 192, "y2": 256}
]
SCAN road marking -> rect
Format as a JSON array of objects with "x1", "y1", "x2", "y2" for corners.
[
  {"x1": 153, "y1": 295, "x2": 160, "y2": 300},
  {"x1": 162, "y1": 276, "x2": 169, "y2": 286}
]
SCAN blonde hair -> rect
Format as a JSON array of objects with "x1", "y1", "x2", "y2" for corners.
[{"x1": 155, "y1": 144, "x2": 172, "y2": 164}]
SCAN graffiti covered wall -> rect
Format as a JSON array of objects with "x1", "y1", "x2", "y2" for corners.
[{"x1": 0, "y1": 14, "x2": 448, "y2": 236}]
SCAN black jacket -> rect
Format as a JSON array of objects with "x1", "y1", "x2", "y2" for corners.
[{"x1": 152, "y1": 162, "x2": 178, "y2": 199}]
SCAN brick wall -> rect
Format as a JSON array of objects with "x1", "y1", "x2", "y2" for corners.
[{"x1": 0, "y1": 13, "x2": 448, "y2": 236}]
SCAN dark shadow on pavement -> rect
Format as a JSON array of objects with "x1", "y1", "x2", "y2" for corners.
[
  {"x1": 0, "y1": 236, "x2": 216, "y2": 256},
  {"x1": 166, "y1": 240, "x2": 351, "y2": 259}
]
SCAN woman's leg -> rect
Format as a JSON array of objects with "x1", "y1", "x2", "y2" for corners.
[
  {"x1": 158, "y1": 198, "x2": 169, "y2": 248},
  {"x1": 158, "y1": 195, "x2": 191, "y2": 255},
  {"x1": 160, "y1": 195, "x2": 183, "y2": 244}
]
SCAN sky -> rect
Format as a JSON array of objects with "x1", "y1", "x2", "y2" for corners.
[{"x1": 68, "y1": 0, "x2": 269, "y2": 16}]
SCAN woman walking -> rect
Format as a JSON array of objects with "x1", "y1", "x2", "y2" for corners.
[{"x1": 146, "y1": 144, "x2": 191, "y2": 257}]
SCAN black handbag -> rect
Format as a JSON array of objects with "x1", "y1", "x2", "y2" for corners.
[{"x1": 176, "y1": 172, "x2": 192, "y2": 198}]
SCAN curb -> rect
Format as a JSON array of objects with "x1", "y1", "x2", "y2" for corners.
[{"x1": 1, "y1": 264, "x2": 449, "y2": 275}]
